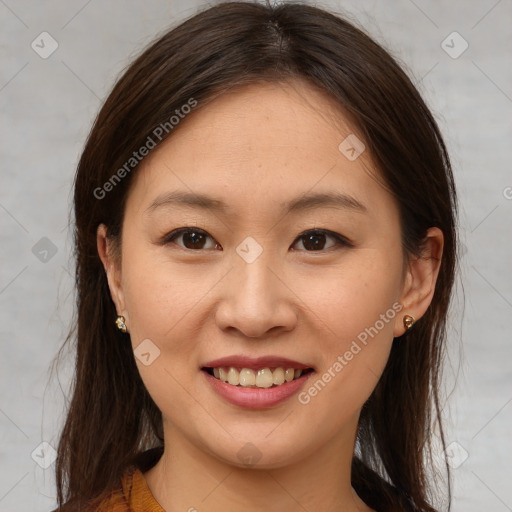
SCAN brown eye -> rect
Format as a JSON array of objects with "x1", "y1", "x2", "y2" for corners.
[
  {"x1": 291, "y1": 229, "x2": 350, "y2": 251},
  {"x1": 164, "y1": 228, "x2": 219, "y2": 250}
]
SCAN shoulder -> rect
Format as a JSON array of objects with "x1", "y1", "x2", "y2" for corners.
[
  {"x1": 91, "y1": 465, "x2": 153, "y2": 512},
  {"x1": 94, "y1": 464, "x2": 164, "y2": 512},
  {"x1": 54, "y1": 448, "x2": 165, "y2": 512},
  {"x1": 54, "y1": 466, "x2": 149, "y2": 512},
  {"x1": 93, "y1": 466, "x2": 138, "y2": 511}
]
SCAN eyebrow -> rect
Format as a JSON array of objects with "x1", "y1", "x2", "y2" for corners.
[{"x1": 145, "y1": 190, "x2": 367, "y2": 215}]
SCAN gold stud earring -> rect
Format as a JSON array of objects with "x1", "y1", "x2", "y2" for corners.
[
  {"x1": 115, "y1": 315, "x2": 128, "y2": 333},
  {"x1": 403, "y1": 314, "x2": 415, "y2": 331}
]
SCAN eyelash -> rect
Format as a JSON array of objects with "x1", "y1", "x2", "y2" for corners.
[{"x1": 160, "y1": 227, "x2": 353, "y2": 252}]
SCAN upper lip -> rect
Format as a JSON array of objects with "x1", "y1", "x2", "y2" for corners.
[{"x1": 202, "y1": 355, "x2": 313, "y2": 371}]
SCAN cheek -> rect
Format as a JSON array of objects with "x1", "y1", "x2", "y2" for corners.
[
  {"x1": 119, "y1": 249, "x2": 211, "y2": 420},
  {"x1": 291, "y1": 250, "x2": 402, "y2": 412},
  {"x1": 121, "y1": 246, "x2": 212, "y2": 342},
  {"x1": 121, "y1": 239, "x2": 402, "y2": 421},
  {"x1": 292, "y1": 248, "x2": 402, "y2": 339}
]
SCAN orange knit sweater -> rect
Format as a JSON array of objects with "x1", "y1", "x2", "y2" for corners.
[{"x1": 94, "y1": 466, "x2": 164, "y2": 511}]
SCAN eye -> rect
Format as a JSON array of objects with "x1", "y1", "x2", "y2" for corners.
[
  {"x1": 291, "y1": 229, "x2": 351, "y2": 252},
  {"x1": 162, "y1": 227, "x2": 220, "y2": 250},
  {"x1": 161, "y1": 227, "x2": 351, "y2": 252}
]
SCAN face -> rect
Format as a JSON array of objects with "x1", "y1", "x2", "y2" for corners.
[{"x1": 99, "y1": 79, "x2": 441, "y2": 469}]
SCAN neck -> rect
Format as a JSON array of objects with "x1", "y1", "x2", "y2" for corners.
[{"x1": 143, "y1": 416, "x2": 374, "y2": 512}]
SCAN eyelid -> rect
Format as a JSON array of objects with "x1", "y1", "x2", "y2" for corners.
[
  {"x1": 160, "y1": 227, "x2": 218, "y2": 248},
  {"x1": 161, "y1": 226, "x2": 207, "y2": 241}
]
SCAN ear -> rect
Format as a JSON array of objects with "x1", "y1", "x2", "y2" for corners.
[
  {"x1": 97, "y1": 224, "x2": 128, "y2": 325},
  {"x1": 394, "y1": 227, "x2": 444, "y2": 337}
]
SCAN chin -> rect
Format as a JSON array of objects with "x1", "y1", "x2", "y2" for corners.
[{"x1": 200, "y1": 433, "x2": 310, "y2": 470}]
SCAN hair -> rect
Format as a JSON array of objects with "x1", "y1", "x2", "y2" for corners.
[{"x1": 53, "y1": 2, "x2": 457, "y2": 511}]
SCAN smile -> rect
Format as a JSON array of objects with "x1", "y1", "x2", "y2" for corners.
[
  {"x1": 203, "y1": 366, "x2": 314, "y2": 388},
  {"x1": 200, "y1": 355, "x2": 315, "y2": 408}
]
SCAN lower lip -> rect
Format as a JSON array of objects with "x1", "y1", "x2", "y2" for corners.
[{"x1": 202, "y1": 370, "x2": 313, "y2": 409}]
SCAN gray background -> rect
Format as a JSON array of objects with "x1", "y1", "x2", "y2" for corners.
[{"x1": 1, "y1": 0, "x2": 511, "y2": 510}]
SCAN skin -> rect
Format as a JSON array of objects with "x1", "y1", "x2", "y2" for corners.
[{"x1": 97, "y1": 79, "x2": 443, "y2": 512}]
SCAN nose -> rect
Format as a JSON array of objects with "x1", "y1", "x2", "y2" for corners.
[{"x1": 214, "y1": 252, "x2": 297, "y2": 339}]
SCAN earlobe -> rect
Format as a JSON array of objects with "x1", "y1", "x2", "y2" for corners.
[
  {"x1": 96, "y1": 224, "x2": 127, "y2": 322},
  {"x1": 394, "y1": 227, "x2": 444, "y2": 337}
]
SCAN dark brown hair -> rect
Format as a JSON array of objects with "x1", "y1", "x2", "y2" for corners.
[{"x1": 53, "y1": 2, "x2": 457, "y2": 511}]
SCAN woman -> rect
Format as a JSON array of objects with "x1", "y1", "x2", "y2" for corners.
[{"x1": 53, "y1": 2, "x2": 457, "y2": 511}]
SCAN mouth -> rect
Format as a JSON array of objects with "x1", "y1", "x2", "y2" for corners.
[
  {"x1": 201, "y1": 366, "x2": 315, "y2": 388},
  {"x1": 200, "y1": 355, "x2": 316, "y2": 408}
]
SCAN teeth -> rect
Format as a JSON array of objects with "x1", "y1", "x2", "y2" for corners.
[
  {"x1": 227, "y1": 367, "x2": 240, "y2": 386},
  {"x1": 256, "y1": 368, "x2": 273, "y2": 388},
  {"x1": 273, "y1": 367, "x2": 285, "y2": 385},
  {"x1": 239, "y1": 368, "x2": 256, "y2": 387},
  {"x1": 285, "y1": 368, "x2": 295, "y2": 382},
  {"x1": 210, "y1": 366, "x2": 306, "y2": 388},
  {"x1": 219, "y1": 367, "x2": 228, "y2": 382}
]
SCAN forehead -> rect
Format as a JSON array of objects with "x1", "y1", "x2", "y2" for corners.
[
  {"x1": 162, "y1": 79, "x2": 359, "y2": 165},
  {"x1": 125, "y1": 80, "x2": 396, "y2": 222}
]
